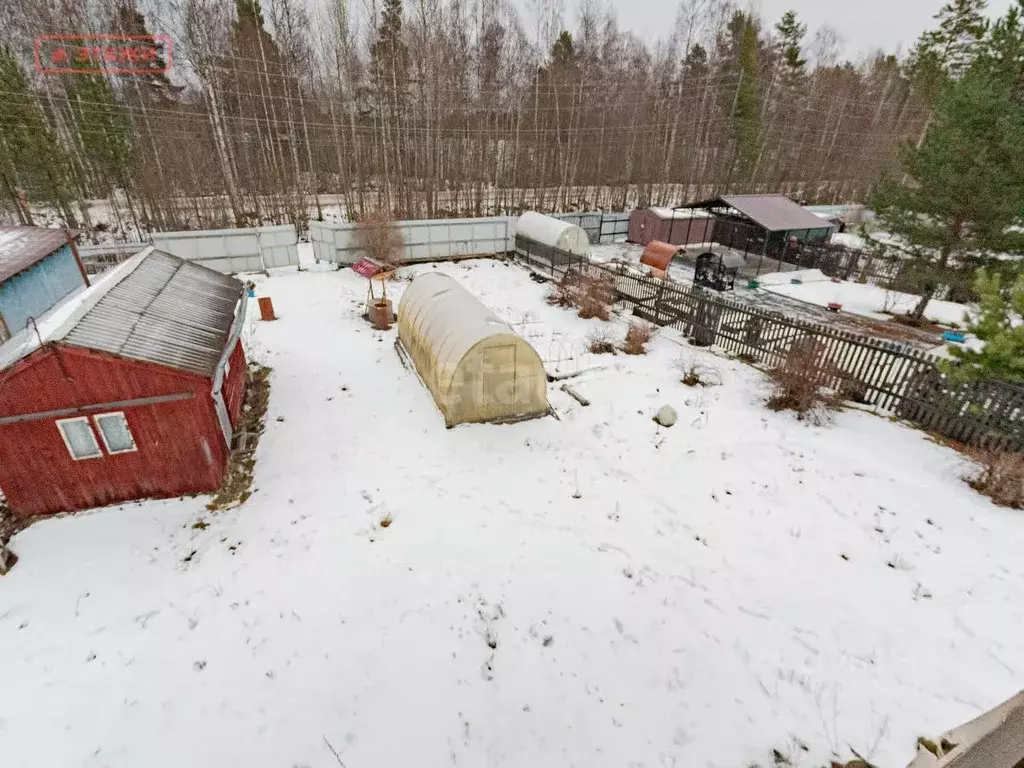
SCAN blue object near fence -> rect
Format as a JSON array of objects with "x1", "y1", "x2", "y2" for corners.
[
  {"x1": 943, "y1": 330, "x2": 966, "y2": 343},
  {"x1": 248, "y1": 288, "x2": 255, "y2": 298}
]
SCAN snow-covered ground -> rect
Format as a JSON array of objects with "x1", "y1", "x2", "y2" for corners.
[
  {"x1": 2, "y1": 252, "x2": 1023, "y2": 768},
  {"x1": 760, "y1": 269, "x2": 975, "y2": 327}
]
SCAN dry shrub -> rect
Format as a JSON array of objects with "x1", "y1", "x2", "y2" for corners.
[
  {"x1": 968, "y1": 449, "x2": 1024, "y2": 509},
  {"x1": 546, "y1": 270, "x2": 614, "y2": 321},
  {"x1": 677, "y1": 357, "x2": 721, "y2": 387},
  {"x1": 577, "y1": 272, "x2": 614, "y2": 320},
  {"x1": 621, "y1": 320, "x2": 655, "y2": 355},
  {"x1": 546, "y1": 271, "x2": 581, "y2": 308},
  {"x1": 355, "y1": 210, "x2": 405, "y2": 269},
  {"x1": 587, "y1": 328, "x2": 616, "y2": 355},
  {"x1": 765, "y1": 338, "x2": 841, "y2": 423}
]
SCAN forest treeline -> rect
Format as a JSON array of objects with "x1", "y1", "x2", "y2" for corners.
[{"x1": 0, "y1": 0, "x2": 942, "y2": 233}]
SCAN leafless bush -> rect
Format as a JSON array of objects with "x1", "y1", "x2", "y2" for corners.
[
  {"x1": 577, "y1": 273, "x2": 615, "y2": 320},
  {"x1": 676, "y1": 356, "x2": 721, "y2": 387},
  {"x1": 546, "y1": 271, "x2": 581, "y2": 308},
  {"x1": 356, "y1": 211, "x2": 404, "y2": 307},
  {"x1": 587, "y1": 328, "x2": 616, "y2": 354},
  {"x1": 355, "y1": 210, "x2": 405, "y2": 269},
  {"x1": 880, "y1": 288, "x2": 902, "y2": 315},
  {"x1": 546, "y1": 270, "x2": 614, "y2": 321},
  {"x1": 621, "y1": 321, "x2": 655, "y2": 355},
  {"x1": 765, "y1": 338, "x2": 841, "y2": 423},
  {"x1": 968, "y1": 449, "x2": 1024, "y2": 509}
]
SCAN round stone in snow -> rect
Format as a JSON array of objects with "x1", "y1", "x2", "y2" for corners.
[{"x1": 654, "y1": 405, "x2": 678, "y2": 427}]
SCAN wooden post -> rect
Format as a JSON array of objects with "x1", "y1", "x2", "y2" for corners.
[
  {"x1": 65, "y1": 229, "x2": 90, "y2": 287},
  {"x1": 257, "y1": 297, "x2": 277, "y2": 321}
]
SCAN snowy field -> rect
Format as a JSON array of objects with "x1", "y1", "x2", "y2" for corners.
[
  {"x1": 760, "y1": 269, "x2": 974, "y2": 327},
  {"x1": 2, "y1": 253, "x2": 1023, "y2": 768}
]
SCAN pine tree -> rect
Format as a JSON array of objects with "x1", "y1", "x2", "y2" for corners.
[
  {"x1": 908, "y1": 0, "x2": 990, "y2": 81},
  {"x1": 871, "y1": 65, "x2": 1024, "y2": 321},
  {"x1": 978, "y1": 0, "x2": 1024, "y2": 103},
  {"x1": 370, "y1": 0, "x2": 409, "y2": 211},
  {"x1": 683, "y1": 44, "x2": 708, "y2": 79},
  {"x1": 114, "y1": 2, "x2": 180, "y2": 104},
  {"x1": 942, "y1": 268, "x2": 1024, "y2": 382},
  {"x1": 224, "y1": 0, "x2": 302, "y2": 220},
  {"x1": 0, "y1": 46, "x2": 77, "y2": 224},
  {"x1": 775, "y1": 10, "x2": 807, "y2": 76}
]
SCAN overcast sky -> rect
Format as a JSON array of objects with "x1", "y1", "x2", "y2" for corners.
[{"x1": 555, "y1": 0, "x2": 1015, "y2": 61}]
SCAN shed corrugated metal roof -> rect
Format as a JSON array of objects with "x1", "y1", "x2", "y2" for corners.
[
  {"x1": 62, "y1": 250, "x2": 244, "y2": 377},
  {"x1": 682, "y1": 195, "x2": 830, "y2": 233},
  {"x1": 0, "y1": 227, "x2": 76, "y2": 283}
]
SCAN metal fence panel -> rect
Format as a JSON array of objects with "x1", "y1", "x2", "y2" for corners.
[
  {"x1": 311, "y1": 216, "x2": 513, "y2": 264},
  {"x1": 76, "y1": 242, "x2": 147, "y2": 274},
  {"x1": 151, "y1": 225, "x2": 298, "y2": 273},
  {"x1": 598, "y1": 212, "x2": 630, "y2": 243},
  {"x1": 257, "y1": 225, "x2": 300, "y2": 269},
  {"x1": 550, "y1": 212, "x2": 602, "y2": 242}
]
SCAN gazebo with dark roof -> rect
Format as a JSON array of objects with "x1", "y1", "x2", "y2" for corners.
[{"x1": 675, "y1": 194, "x2": 834, "y2": 263}]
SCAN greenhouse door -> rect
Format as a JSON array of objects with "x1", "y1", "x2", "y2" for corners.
[{"x1": 482, "y1": 345, "x2": 516, "y2": 413}]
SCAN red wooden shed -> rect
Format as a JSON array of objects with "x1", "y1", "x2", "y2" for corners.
[
  {"x1": 0, "y1": 247, "x2": 248, "y2": 519},
  {"x1": 627, "y1": 207, "x2": 716, "y2": 246}
]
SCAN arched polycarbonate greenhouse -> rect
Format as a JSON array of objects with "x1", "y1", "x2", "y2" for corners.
[
  {"x1": 397, "y1": 273, "x2": 549, "y2": 427},
  {"x1": 515, "y1": 211, "x2": 590, "y2": 256}
]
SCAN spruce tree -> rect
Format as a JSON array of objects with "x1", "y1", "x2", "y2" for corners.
[{"x1": 729, "y1": 13, "x2": 762, "y2": 184}]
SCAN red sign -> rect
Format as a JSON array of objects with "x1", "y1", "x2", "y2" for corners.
[
  {"x1": 352, "y1": 258, "x2": 382, "y2": 278},
  {"x1": 35, "y1": 34, "x2": 172, "y2": 75}
]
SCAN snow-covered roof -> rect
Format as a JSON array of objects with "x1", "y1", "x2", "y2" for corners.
[
  {"x1": 0, "y1": 248, "x2": 245, "y2": 377},
  {"x1": 648, "y1": 207, "x2": 711, "y2": 220},
  {"x1": 0, "y1": 226, "x2": 78, "y2": 283},
  {"x1": 516, "y1": 212, "x2": 590, "y2": 255}
]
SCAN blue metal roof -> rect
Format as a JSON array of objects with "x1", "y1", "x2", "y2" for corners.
[{"x1": 0, "y1": 227, "x2": 76, "y2": 283}]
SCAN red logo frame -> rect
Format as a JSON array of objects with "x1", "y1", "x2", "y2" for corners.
[{"x1": 34, "y1": 34, "x2": 173, "y2": 75}]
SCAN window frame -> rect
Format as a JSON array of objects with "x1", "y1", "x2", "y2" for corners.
[
  {"x1": 55, "y1": 416, "x2": 103, "y2": 461},
  {"x1": 92, "y1": 411, "x2": 138, "y2": 455}
]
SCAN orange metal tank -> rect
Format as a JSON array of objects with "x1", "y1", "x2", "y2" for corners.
[{"x1": 640, "y1": 241, "x2": 682, "y2": 274}]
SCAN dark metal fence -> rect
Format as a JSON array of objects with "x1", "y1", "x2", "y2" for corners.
[
  {"x1": 546, "y1": 257, "x2": 1023, "y2": 451},
  {"x1": 514, "y1": 234, "x2": 587, "y2": 279},
  {"x1": 551, "y1": 211, "x2": 631, "y2": 244}
]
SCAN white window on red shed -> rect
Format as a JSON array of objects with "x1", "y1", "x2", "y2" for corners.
[
  {"x1": 56, "y1": 417, "x2": 103, "y2": 460},
  {"x1": 93, "y1": 412, "x2": 137, "y2": 454}
]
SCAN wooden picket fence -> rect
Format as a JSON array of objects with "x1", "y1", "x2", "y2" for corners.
[{"x1": 565, "y1": 261, "x2": 1024, "y2": 452}]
